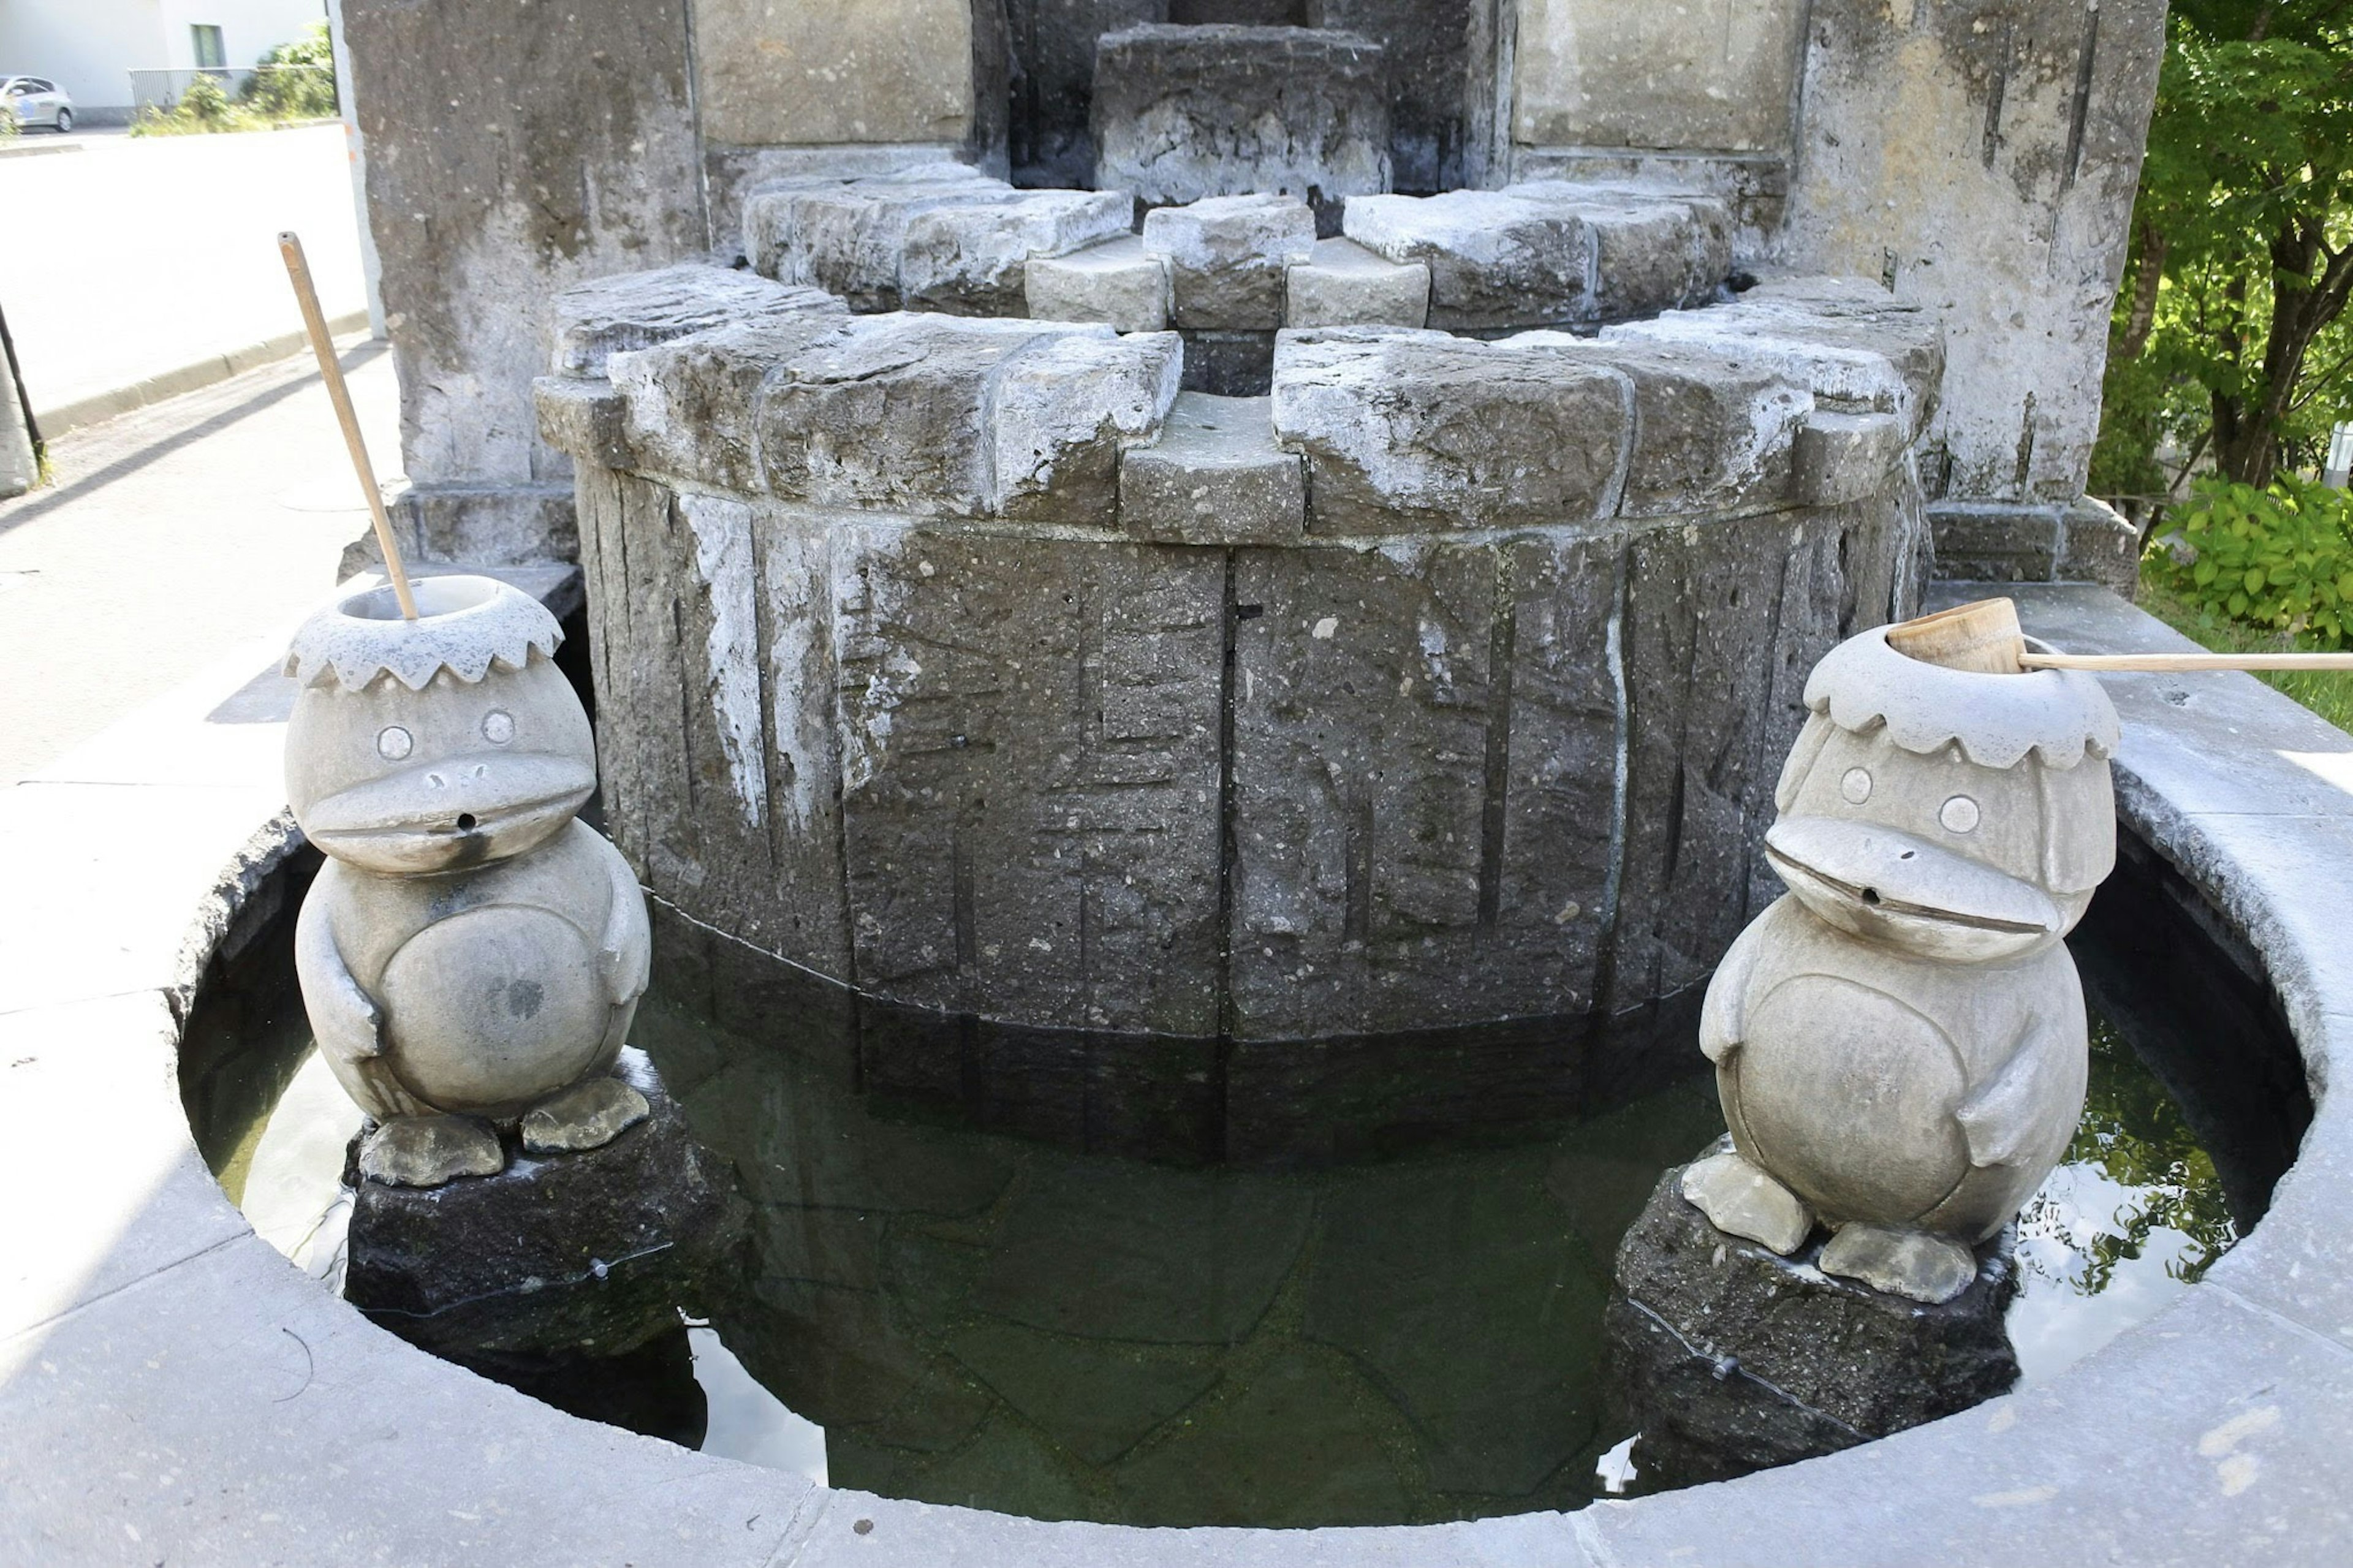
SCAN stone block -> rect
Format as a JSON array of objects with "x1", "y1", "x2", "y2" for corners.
[
  {"x1": 1120, "y1": 392, "x2": 1305, "y2": 545},
  {"x1": 747, "y1": 173, "x2": 1129, "y2": 316},
  {"x1": 1927, "y1": 502, "x2": 2063, "y2": 585},
  {"x1": 605, "y1": 314, "x2": 854, "y2": 493},
  {"x1": 1092, "y1": 24, "x2": 1390, "y2": 209},
  {"x1": 1515, "y1": 334, "x2": 1813, "y2": 517},
  {"x1": 1606, "y1": 1140, "x2": 2020, "y2": 1490},
  {"x1": 532, "y1": 376, "x2": 632, "y2": 469},
  {"x1": 1025, "y1": 235, "x2": 1172, "y2": 331},
  {"x1": 546, "y1": 263, "x2": 845, "y2": 379},
  {"x1": 989, "y1": 328, "x2": 1186, "y2": 520},
  {"x1": 1343, "y1": 187, "x2": 1590, "y2": 331},
  {"x1": 1143, "y1": 192, "x2": 1319, "y2": 330},
  {"x1": 691, "y1": 0, "x2": 975, "y2": 146},
  {"x1": 1512, "y1": 0, "x2": 1806, "y2": 154},
  {"x1": 1270, "y1": 329, "x2": 1631, "y2": 532},
  {"x1": 1284, "y1": 237, "x2": 1429, "y2": 328},
  {"x1": 1345, "y1": 181, "x2": 1729, "y2": 331},
  {"x1": 1610, "y1": 275, "x2": 1947, "y2": 439},
  {"x1": 2056, "y1": 496, "x2": 2144, "y2": 596},
  {"x1": 901, "y1": 187, "x2": 1135, "y2": 315},
  {"x1": 1792, "y1": 409, "x2": 1908, "y2": 506}
]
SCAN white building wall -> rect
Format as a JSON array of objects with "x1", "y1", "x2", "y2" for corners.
[
  {"x1": 155, "y1": 0, "x2": 328, "y2": 69},
  {"x1": 0, "y1": 0, "x2": 167, "y2": 115}
]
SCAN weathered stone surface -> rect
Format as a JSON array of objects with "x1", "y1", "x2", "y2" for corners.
[
  {"x1": 1026, "y1": 235, "x2": 1172, "y2": 332},
  {"x1": 1782, "y1": 0, "x2": 2167, "y2": 502},
  {"x1": 1513, "y1": 0, "x2": 1806, "y2": 155},
  {"x1": 610, "y1": 313, "x2": 1178, "y2": 517},
  {"x1": 344, "y1": 1053, "x2": 746, "y2": 1359},
  {"x1": 340, "y1": 0, "x2": 707, "y2": 562},
  {"x1": 1093, "y1": 25, "x2": 1390, "y2": 210},
  {"x1": 902, "y1": 187, "x2": 1137, "y2": 315},
  {"x1": 1306, "y1": 0, "x2": 1483, "y2": 192},
  {"x1": 1284, "y1": 237, "x2": 1429, "y2": 328},
  {"x1": 2056, "y1": 496, "x2": 2143, "y2": 596},
  {"x1": 1793, "y1": 409, "x2": 1908, "y2": 506},
  {"x1": 745, "y1": 169, "x2": 1128, "y2": 315},
  {"x1": 1224, "y1": 532, "x2": 1621, "y2": 1039},
  {"x1": 689, "y1": 0, "x2": 974, "y2": 146},
  {"x1": 1268, "y1": 329, "x2": 1631, "y2": 532},
  {"x1": 1606, "y1": 275, "x2": 1946, "y2": 439},
  {"x1": 1142, "y1": 193, "x2": 1318, "y2": 330},
  {"x1": 1342, "y1": 183, "x2": 1727, "y2": 331},
  {"x1": 521, "y1": 1075, "x2": 652, "y2": 1154},
  {"x1": 1607, "y1": 1142, "x2": 2020, "y2": 1489},
  {"x1": 830, "y1": 523, "x2": 1227, "y2": 1033},
  {"x1": 357, "y1": 1114, "x2": 505, "y2": 1187},
  {"x1": 1007, "y1": 0, "x2": 1170, "y2": 187},
  {"x1": 532, "y1": 376, "x2": 632, "y2": 469},
  {"x1": 1120, "y1": 392, "x2": 1305, "y2": 545},
  {"x1": 1511, "y1": 333, "x2": 1812, "y2": 517},
  {"x1": 1177, "y1": 329, "x2": 1278, "y2": 396},
  {"x1": 547, "y1": 263, "x2": 844, "y2": 379},
  {"x1": 1927, "y1": 501, "x2": 2063, "y2": 584}
]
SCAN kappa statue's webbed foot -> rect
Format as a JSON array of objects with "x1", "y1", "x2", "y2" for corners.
[
  {"x1": 520, "y1": 1075, "x2": 650, "y2": 1156},
  {"x1": 360, "y1": 1113, "x2": 505, "y2": 1187},
  {"x1": 1819, "y1": 1222, "x2": 1977, "y2": 1304},
  {"x1": 1681, "y1": 1148, "x2": 1815, "y2": 1254}
]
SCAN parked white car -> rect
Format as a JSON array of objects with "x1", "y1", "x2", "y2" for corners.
[{"x1": 2, "y1": 77, "x2": 74, "y2": 132}]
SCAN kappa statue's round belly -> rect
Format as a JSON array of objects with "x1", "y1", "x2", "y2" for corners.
[
  {"x1": 1727, "y1": 971, "x2": 1971, "y2": 1226},
  {"x1": 378, "y1": 904, "x2": 607, "y2": 1115}
]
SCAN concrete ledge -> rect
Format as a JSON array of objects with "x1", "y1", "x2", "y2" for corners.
[
  {"x1": 34, "y1": 311, "x2": 373, "y2": 437},
  {"x1": 1, "y1": 581, "x2": 2349, "y2": 1562}
]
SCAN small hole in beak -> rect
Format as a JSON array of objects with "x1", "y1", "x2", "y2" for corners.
[
  {"x1": 455, "y1": 812, "x2": 478, "y2": 833},
  {"x1": 1861, "y1": 887, "x2": 1882, "y2": 905}
]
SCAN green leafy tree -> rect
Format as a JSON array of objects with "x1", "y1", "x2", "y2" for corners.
[
  {"x1": 2104, "y1": 2, "x2": 2353, "y2": 492},
  {"x1": 244, "y1": 22, "x2": 338, "y2": 121}
]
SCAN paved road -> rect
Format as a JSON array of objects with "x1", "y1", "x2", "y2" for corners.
[
  {"x1": 0, "y1": 335, "x2": 396, "y2": 784},
  {"x1": 0, "y1": 124, "x2": 370, "y2": 419}
]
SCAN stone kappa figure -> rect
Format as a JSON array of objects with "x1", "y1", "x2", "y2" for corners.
[
  {"x1": 1681, "y1": 618, "x2": 2120, "y2": 1303},
  {"x1": 283, "y1": 575, "x2": 651, "y2": 1187}
]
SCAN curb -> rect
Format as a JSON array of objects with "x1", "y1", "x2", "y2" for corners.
[{"x1": 33, "y1": 309, "x2": 373, "y2": 437}]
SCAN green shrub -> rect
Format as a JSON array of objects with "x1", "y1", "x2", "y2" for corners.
[
  {"x1": 2148, "y1": 475, "x2": 2353, "y2": 648},
  {"x1": 180, "y1": 70, "x2": 233, "y2": 127},
  {"x1": 245, "y1": 23, "x2": 338, "y2": 119}
]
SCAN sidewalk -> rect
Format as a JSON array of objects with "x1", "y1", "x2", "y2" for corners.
[{"x1": 0, "y1": 333, "x2": 395, "y2": 785}]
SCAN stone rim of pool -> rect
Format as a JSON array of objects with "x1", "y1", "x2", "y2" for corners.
[{"x1": 2, "y1": 577, "x2": 2349, "y2": 1565}]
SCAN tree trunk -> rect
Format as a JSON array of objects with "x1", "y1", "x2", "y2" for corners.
[
  {"x1": 2215, "y1": 227, "x2": 2353, "y2": 490},
  {"x1": 2119, "y1": 221, "x2": 2169, "y2": 360}
]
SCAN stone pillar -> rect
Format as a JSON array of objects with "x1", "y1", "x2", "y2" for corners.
[
  {"x1": 339, "y1": 0, "x2": 708, "y2": 568},
  {"x1": 1778, "y1": 1, "x2": 2167, "y2": 513}
]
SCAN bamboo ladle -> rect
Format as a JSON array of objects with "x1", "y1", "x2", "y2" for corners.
[
  {"x1": 279, "y1": 230, "x2": 418, "y2": 621},
  {"x1": 1889, "y1": 597, "x2": 2353, "y2": 675}
]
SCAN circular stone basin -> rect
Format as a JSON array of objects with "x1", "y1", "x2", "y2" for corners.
[{"x1": 183, "y1": 826, "x2": 2303, "y2": 1527}]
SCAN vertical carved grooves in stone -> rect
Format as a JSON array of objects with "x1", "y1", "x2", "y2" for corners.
[
  {"x1": 1591, "y1": 542, "x2": 1634, "y2": 1013},
  {"x1": 1981, "y1": 18, "x2": 2015, "y2": 171},
  {"x1": 1600, "y1": 370, "x2": 1637, "y2": 521},
  {"x1": 1212, "y1": 548, "x2": 1241, "y2": 1116},
  {"x1": 1477, "y1": 544, "x2": 1518, "y2": 928},
  {"x1": 578, "y1": 469, "x2": 626, "y2": 849},
  {"x1": 748, "y1": 519, "x2": 790, "y2": 888},
  {"x1": 2061, "y1": 4, "x2": 2102, "y2": 195}
]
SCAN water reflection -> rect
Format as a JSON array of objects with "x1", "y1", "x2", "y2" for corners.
[{"x1": 2008, "y1": 1015, "x2": 2237, "y2": 1382}]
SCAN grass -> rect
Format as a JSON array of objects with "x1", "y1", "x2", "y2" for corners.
[{"x1": 2136, "y1": 564, "x2": 2353, "y2": 735}]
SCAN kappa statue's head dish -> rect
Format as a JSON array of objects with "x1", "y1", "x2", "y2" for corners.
[
  {"x1": 282, "y1": 575, "x2": 596, "y2": 877},
  {"x1": 1762, "y1": 626, "x2": 2121, "y2": 964}
]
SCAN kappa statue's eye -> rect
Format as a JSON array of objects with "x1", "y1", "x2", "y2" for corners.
[
  {"x1": 1839, "y1": 767, "x2": 1872, "y2": 805},
  {"x1": 482, "y1": 710, "x2": 515, "y2": 744},
  {"x1": 376, "y1": 725, "x2": 413, "y2": 761},
  {"x1": 1940, "y1": 795, "x2": 1982, "y2": 833}
]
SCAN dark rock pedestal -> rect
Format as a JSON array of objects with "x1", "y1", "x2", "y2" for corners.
[
  {"x1": 1604, "y1": 1138, "x2": 2020, "y2": 1490},
  {"x1": 343, "y1": 1050, "x2": 746, "y2": 1365}
]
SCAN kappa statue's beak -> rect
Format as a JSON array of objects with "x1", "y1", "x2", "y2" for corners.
[
  {"x1": 303, "y1": 751, "x2": 596, "y2": 874},
  {"x1": 1764, "y1": 816, "x2": 2062, "y2": 963}
]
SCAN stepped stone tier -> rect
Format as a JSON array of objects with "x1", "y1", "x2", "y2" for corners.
[{"x1": 534, "y1": 213, "x2": 1944, "y2": 1045}]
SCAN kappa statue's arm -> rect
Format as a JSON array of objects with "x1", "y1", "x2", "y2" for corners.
[
  {"x1": 1958, "y1": 1002, "x2": 2089, "y2": 1170},
  {"x1": 593, "y1": 829, "x2": 651, "y2": 1006},
  {"x1": 294, "y1": 888, "x2": 425, "y2": 1121},
  {"x1": 1698, "y1": 912, "x2": 1772, "y2": 1064}
]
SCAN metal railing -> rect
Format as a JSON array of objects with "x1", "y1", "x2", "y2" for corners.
[{"x1": 127, "y1": 64, "x2": 335, "y2": 115}]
